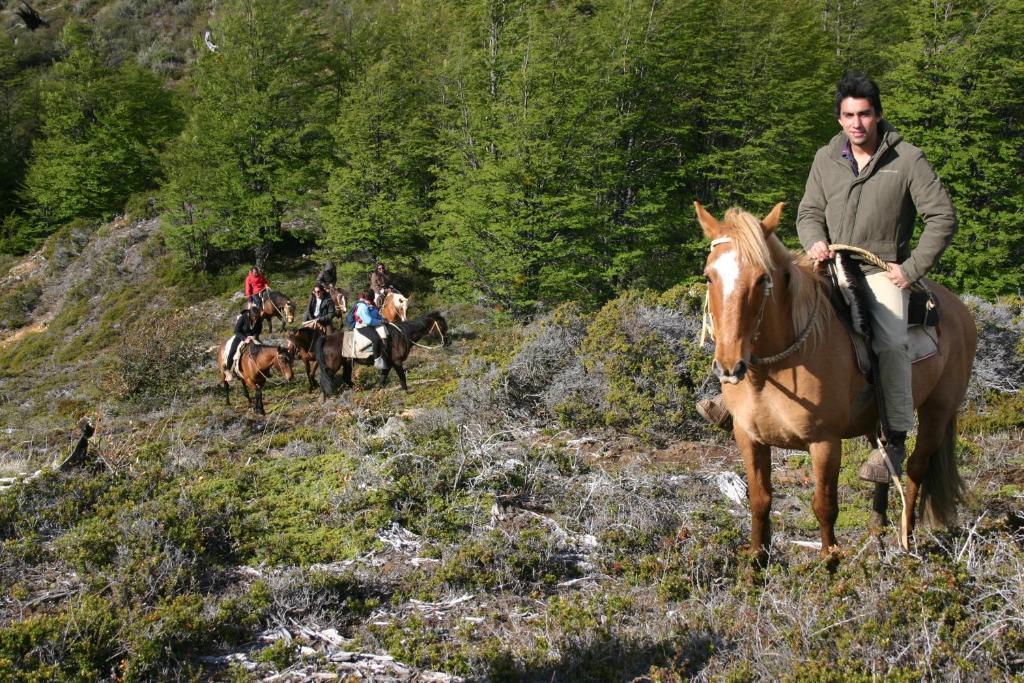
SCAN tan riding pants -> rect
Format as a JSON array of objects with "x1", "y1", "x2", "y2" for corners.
[{"x1": 863, "y1": 271, "x2": 913, "y2": 432}]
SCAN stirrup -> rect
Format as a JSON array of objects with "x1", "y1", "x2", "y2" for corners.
[
  {"x1": 696, "y1": 396, "x2": 733, "y2": 431},
  {"x1": 858, "y1": 444, "x2": 905, "y2": 484}
]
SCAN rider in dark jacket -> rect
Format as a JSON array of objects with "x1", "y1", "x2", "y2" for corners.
[
  {"x1": 303, "y1": 284, "x2": 336, "y2": 331},
  {"x1": 226, "y1": 307, "x2": 263, "y2": 371},
  {"x1": 316, "y1": 261, "x2": 337, "y2": 289}
]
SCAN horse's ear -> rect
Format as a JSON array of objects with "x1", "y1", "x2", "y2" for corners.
[
  {"x1": 761, "y1": 202, "x2": 784, "y2": 236},
  {"x1": 694, "y1": 201, "x2": 721, "y2": 240}
]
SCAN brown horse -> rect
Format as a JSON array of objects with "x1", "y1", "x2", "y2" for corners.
[
  {"x1": 695, "y1": 202, "x2": 976, "y2": 562},
  {"x1": 284, "y1": 326, "x2": 321, "y2": 392},
  {"x1": 313, "y1": 312, "x2": 449, "y2": 396},
  {"x1": 244, "y1": 290, "x2": 296, "y2": 333},
  {"x1": 380, "y1": 291, "x2": 408, "y2": 322},
  {"x1": 217, "y1": 341, "x2": 295, "y2": 415}
]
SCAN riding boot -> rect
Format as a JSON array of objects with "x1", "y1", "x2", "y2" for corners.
[
  {"x1": 371, "y1": 337, "x2": 389, "y2": 369},
  {"x1": 696, "y1": 394, "x2": 733, "y2": 431},
  {"x1": 858, "y1": 430, "x2": 907, "y2": 483}
]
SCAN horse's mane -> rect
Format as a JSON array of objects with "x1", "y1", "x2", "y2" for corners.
[{"x1": 723, "y1": 208, "x2": 826, "y2": 349}]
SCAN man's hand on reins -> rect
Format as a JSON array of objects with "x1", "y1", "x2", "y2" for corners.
[{"x1": 807, "y1": 240, "x2": 834, "y2": 262}]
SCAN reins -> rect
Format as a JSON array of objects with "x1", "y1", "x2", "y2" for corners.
[
  {"x1": 830, "y1": 244, "x2": 928, "y2": 294},
  {"x1": 387, "y1": 319, "x2": 447, "y2": 349}
]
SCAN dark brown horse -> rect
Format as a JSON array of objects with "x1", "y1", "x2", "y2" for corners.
[
  {"x1": 217, "y1": 341, "x2": 295, "y2": 415},
  {"x1": 313, "y1": 312, "x2": 449, "y2": 397},
  {"x1": 284, "y1": 326, "x2": 321, "y2": 392},
  {"x1": 244, "y1": 290, "x2": 295, "y2": 333},
  {"x1": 696, "y1": 202, "x2": 976, "y2": 562}
]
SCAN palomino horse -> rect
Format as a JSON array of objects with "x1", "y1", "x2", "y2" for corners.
[
  {"x1": 380, "y1": 291, "x2": 408, "y2": 322},
  {"x1": 696, "y1": 202, "x2": 976, "y2": 562},
  {"x1": 217, "y1": 341, "x2": 295, "y2": 415},
  {"x1": 284, "y1": 327, "x2": 321, "y2": 392},
  {"x1": 313, "y1": 312, "x2": 449, "y2": 396},
  {"x1": 244, "y1": 290, "x2": 295, "y2": 333},
  {"x1": 324, "y1": 284, "x2": 347, "y2": 323}
]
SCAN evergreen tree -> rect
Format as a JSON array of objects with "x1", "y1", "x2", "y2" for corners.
[
  {"x1": 0, "y1": 42, "x2": 42, "y2": 254},
  {"x1": 20, "y1": 21, "x2": 180, "y2": 233},
  {"x1": 883, "y1": 0, "x2": 1024, "y2": 297},
  {"x1": 320, "y1": 10, "x2": 438, "y2": 273},
  {"x1": 161, "y1": 0, "x2": 333, "y2": 269}
]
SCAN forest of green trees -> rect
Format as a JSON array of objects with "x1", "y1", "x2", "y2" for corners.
[{"x1": 1, "y1": 0, "x2": 1021, "y2": 311}]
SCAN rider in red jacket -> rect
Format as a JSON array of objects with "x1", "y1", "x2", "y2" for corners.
[{"x1": 244, "y1": 267, "x2": 269, "y2": 307}]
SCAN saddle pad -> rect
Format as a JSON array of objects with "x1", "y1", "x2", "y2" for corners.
[
  {"x1": 847, "y1": 325, "x2": 939, "y2": 376},
  {"x1": 342, "y1": 326, "x2": 389, "y2": 359},
  {"x1": 222, "y1": 338, "x2": 253, "y2": 377}
]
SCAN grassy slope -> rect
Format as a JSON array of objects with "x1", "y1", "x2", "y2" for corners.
[{"x1": 0, "y1": 218, "x2": 1022, "y2": 680}]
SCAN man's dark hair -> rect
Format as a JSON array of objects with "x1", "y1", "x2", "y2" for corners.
[{"x1": 834, "y1": 73, "x2": 882, "y2": 117}]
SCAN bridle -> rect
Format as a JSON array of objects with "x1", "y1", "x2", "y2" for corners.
[
  {"x1": 387, "y1": 319, "x2": 447, "y2": 350},
  {"x1": 703, "y1": 236, "x2": 820, "y2": 367}
]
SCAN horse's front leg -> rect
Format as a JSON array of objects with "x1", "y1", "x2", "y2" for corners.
[
  {"x1": 395, "y1": 365, "x2": 409, "y2": 392},
  {"x1": 304, "y1": 358, "x2": 316, "y2": 392},
  {"x1": 734, "y1": 430, "x2": 773, "y2": 565},
  {"x1": 378, "y1": 367, "x2": 390, "y2": 388},
  {"x1": 241, "y1": 382, "x2": 252, "y2": 408},
  {"x1": 266, "y1": 316, "x2": 273, "y2": 334},
  {"x1": 255, "y1": 386, "x2": 265, "y2": 415},
  {"x1": 808, "y1": 439, "x2": 842, "y2": 555},
  {"x1": 222, "y1": 380, "x2": 230, "y2": 406}
]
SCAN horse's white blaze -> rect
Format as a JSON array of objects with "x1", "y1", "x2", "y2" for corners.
[{"x1": 711, "y1": 249, "x2": 740, "y2": 299}]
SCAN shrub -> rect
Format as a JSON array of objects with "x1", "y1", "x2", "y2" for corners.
[
  {"x1": 964, "y1": 295, "x2": 1024, "y2": 402},
  {"x1": 578, "y1": 287, "x2": 714, "y2": 444},
  {"x1": 108, "y1": 309, "x2": 207, "y2": 401},
  {"x1": 0, "y1": 281, "x2": 42, "y2": 330}
]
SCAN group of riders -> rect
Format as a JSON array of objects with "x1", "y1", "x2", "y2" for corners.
[{"x1": 226, "y1": 261, "x2": 398, "y2": 377}]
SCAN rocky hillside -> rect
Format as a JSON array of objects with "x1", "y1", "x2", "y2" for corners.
[{"x1": 0, "y1": 218, "x2": 1023, "y2": 680}]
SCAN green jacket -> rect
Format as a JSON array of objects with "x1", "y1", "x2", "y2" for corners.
[{"x1": 796, "y1": 122, "x2": 956, "y2": 283}]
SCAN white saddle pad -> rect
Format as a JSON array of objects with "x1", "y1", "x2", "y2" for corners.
[
  {"x1": 222, "y1": 338, "x2": 252, "y2": 377},
  {"x1": 343, "y1": 326, "x2": 389, "y2": 359}
]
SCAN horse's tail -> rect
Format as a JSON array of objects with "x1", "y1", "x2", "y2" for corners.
[
  {"x1": 918, "y1": 416, "x2": 965, "y2": 527},
  {"x1": 313, "y1": 334, "x2": 334, "y2": 397}
]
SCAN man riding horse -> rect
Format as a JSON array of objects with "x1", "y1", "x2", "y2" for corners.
[
  {"x1": 244, "y1": 266, "x2": 269, "y2": 308},
  {"x1": 317, "y1": 261, "x2": 337, "y2": 289},
  {"x1": 698, "y1": 73, "x2": 957, "y2": 485}
]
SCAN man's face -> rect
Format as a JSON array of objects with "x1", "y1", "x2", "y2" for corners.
[{"x1": 837, "y1": 97, "x2": 880, "y2": 149}]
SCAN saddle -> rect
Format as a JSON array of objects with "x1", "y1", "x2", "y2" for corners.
[
  {"x1": 826, "y1": 255, "x2": 940, "y2": 377},
  {"x1": 222, "y1": 338, "x2": 257, "y2": 376},
  {"x1": 342, "y1": 325, "x2": 390, "y2": 359}
]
